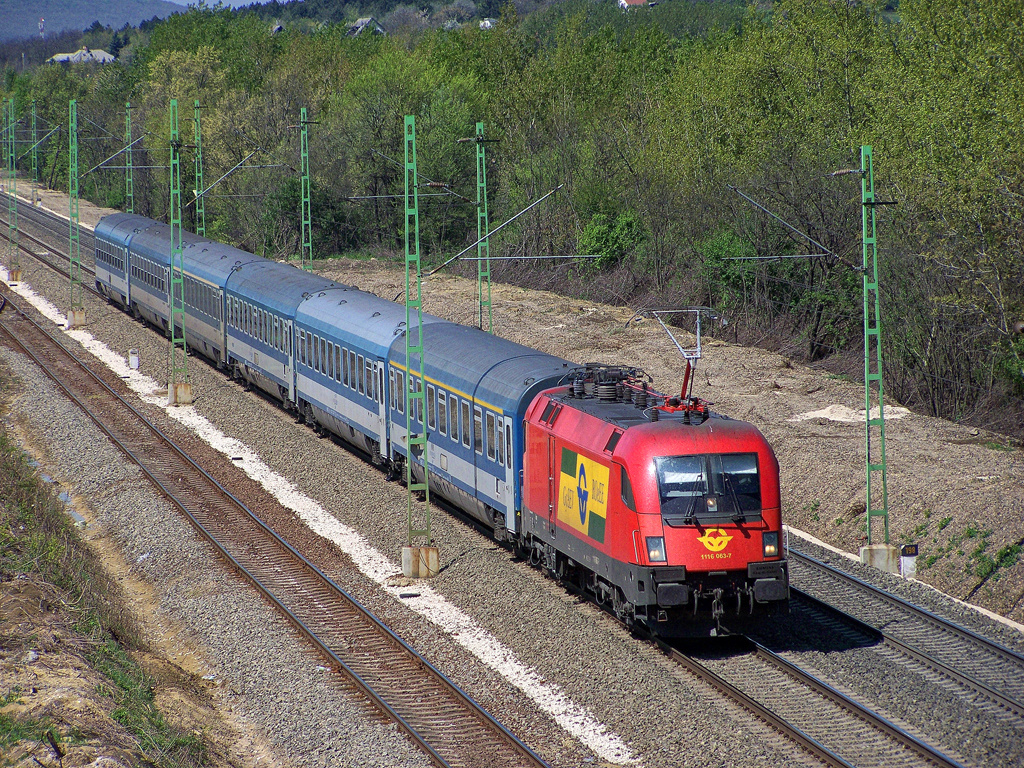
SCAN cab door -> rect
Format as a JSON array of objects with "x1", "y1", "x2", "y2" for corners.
[{"x1": 548, "y1": 434, "x2": 558, "y2": 535}]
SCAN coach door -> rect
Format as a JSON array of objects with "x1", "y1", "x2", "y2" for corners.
[
  {"x1": 374, "y1": 361, "x2": 387, "y2": 461},
  {"x1": 124, "y1": 233, "x2": 135, "y2": 307},
  {"x1": 285, "y1": 320, "x2": 295, "y2": 403}
]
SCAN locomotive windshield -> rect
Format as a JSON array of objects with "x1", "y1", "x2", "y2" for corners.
[{"x1": 655, "y1": 453, "x2": 761, "y2": 524}]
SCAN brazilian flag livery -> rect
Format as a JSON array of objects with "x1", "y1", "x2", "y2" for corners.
[{"x1": 557, "y1": 448, "x2": 609, "y2": 544}]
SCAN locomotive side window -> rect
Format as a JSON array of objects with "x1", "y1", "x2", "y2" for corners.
[
  {"x1": 620, "y1": 465, "x2": 636, "y2": 511},
  {"x1": 474, "y1": 407, "x2": 483, "y2": 455},
  {"x1": 485, "y1": 413, "x2": 496, "y2": 461},
  {"x1": 437, "y1": 390, "x2": 447, "y2": 436},
  {"x1": 540, "y1": 401, "x2": 555, "y2": 423}
]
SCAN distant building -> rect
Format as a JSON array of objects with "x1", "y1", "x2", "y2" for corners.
[
  {"x1": 618, "y1": 0, "x2": 649, "y2": 8},
  {"x1": 46, "y1": 46, "x2": 116, "y2": 65},
  {"x1": 479, "y1": 18, "x2": 498, "y2": 30},
  {"x1": 348, "y1": 17, "x2": 386, "y2": 36}
]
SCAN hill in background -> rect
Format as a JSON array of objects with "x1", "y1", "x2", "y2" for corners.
[{"x1": 1, "y1": 0, "x2": 184, "y2": 42}]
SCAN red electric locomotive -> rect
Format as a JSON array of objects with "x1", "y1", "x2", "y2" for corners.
[{"x1": 520, "y1": 364, "x2": 788, "y2": 635}]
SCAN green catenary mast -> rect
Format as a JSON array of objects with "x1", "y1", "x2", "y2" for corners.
[
  {"x1": 5, "y1": 100, "x2": 21, "y2": 281},
  {"x1": 861, "y1": 145, "x2": 890, "y2": 545},
  {"x1": 168, "y1": 99, "x2": 192, "y2": 404},
  {"x1": 125, "y1": 102, "x2": 134, "y2": 214},
  {"x1": 403, "y1": 115, "x2": 433, "y2": 572},
  {"x1": 193, "y1": 100, "x2": 205, "y2": 237},
  {"x1": 67, "y1": 99, "x2": 85, "y2": 328},
  {"x1": 299, "y1": 107, "x2": 312, "y2": 270},
  {"x1": 31, "y1": 100, "x2": 38, "y2": 184},
  {"x1": 475, "y1": 121, "x2": 492, "y2": 333}
]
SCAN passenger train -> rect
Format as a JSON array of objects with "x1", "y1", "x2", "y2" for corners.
[{"x1": 94, "y1": 212, "x2": 788, "y2": 634}]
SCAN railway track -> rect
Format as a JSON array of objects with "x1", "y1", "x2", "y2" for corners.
[
  {"x1": 0, "y1": 282, "x2": 549, "y2": 768},
  {"x1": 664, "y1": 635, "x2": 966, "y2": 768},
  {"x1": 789, "y1": 549, "x2": 1024, "y2": 719},
  {"x1": 1, "y1": 193, "x2": 95, "y2": 280}
]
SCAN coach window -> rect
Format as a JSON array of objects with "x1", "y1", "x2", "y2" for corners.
[
  {"x1": 437, "y1": 390, "x2": 447, "y2": 436},
  {"x1": 307, "y1": 333, "x2": 313, "y2": 368},
  {"x1": 343, "y1": 348, "x2": 349, "y2": 386},
  {"x1": 378, "y1": 367, "x2": 384, "y2": 404},
  {"x1": 473, "y1": 407, "x2": 483, "y2": 455},
  {"x1": 449, "y1": 395, "x2": 459, "y2": 442},
  {"x1": 396, "y1": 371, "x2": 405, "y2": 413},
  {"x1": 334, "y1": 346, "x2": 341, "y2": 382},
  {"x1": 327, "y1": 343, "x2": 335, "y2": 379},
  {"x1": 320, "y1": 338, "x2": 328, "y2": 375},
  {"x1": 427, "y1": 385, "x2": 436, "y2": 430},
  {"x1": 356, "y1": 355, "x2": 364, "y2": 394},
  {"x1": 389, "y1": 368, "x2": 395, "y2": 406},
  {"x1": 485, "y1": 413, "x2": 496, "y2": 461},
  {"x1": 349, "y1": 351, "x2": 357, "y2": 389}
]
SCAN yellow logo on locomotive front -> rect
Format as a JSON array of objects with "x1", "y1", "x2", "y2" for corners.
[
  {"x1": 697, "y1": 528, "x2": 733, "y2": 552},
  {"x1": 557, "y1": 448, "x2": 609, "y2": 544}
]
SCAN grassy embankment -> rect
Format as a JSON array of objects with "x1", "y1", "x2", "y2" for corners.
[{"x1": 0, "y1": 371, "x2": 207, "y2": 765}]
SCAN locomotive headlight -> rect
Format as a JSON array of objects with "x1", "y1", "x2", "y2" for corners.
[
  {"x1": 763, "y1": 531, "x2": 779, "y2": 558},
  {"x1": 646, "y1": 536, "x2": 667, "y2": 563}
]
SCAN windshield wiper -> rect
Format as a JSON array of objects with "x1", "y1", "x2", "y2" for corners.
[{"x1": 723, "y1": 473, "x2": 745, "y2": 524}]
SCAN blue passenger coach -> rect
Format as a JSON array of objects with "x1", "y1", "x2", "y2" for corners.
[
  {"x1": 225, "y1": 259, "x2": 339, "y2": 403},
  {"x1": 295, "y1": 287, "x2": 444, "y2": 462}
]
